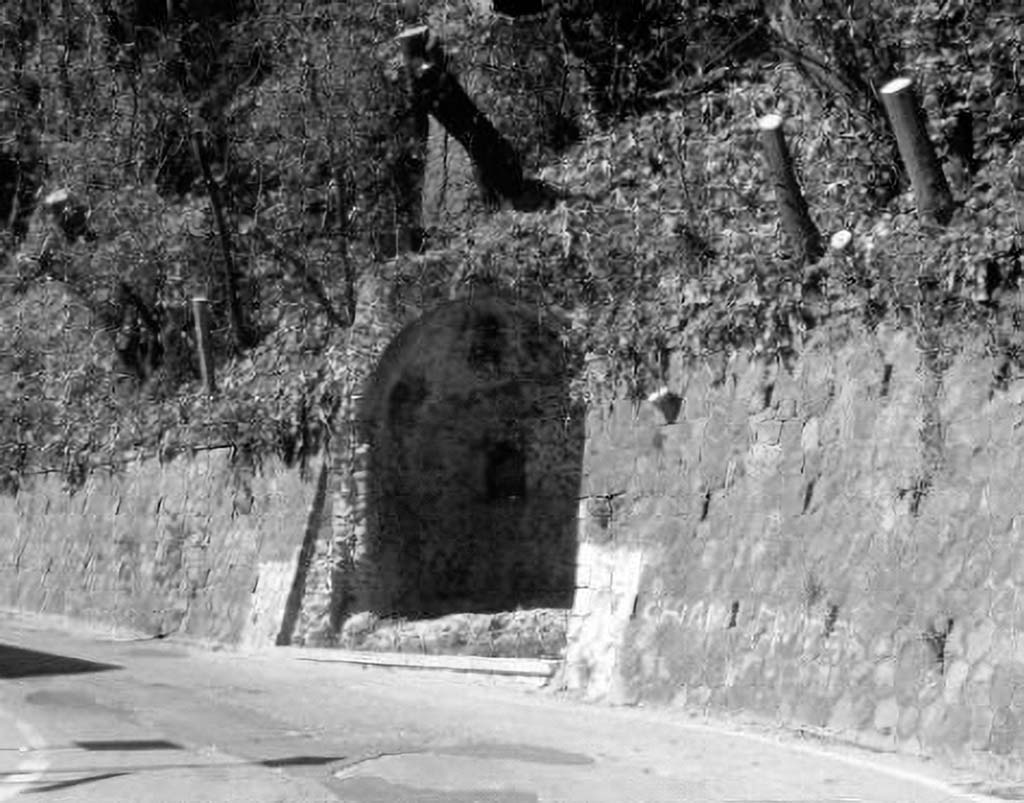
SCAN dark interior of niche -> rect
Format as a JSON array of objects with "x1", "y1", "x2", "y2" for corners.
[
  {"x1": 467, "y1": 313, "x2": 505, "y2": 375},
  {"x1": 485, "y1": 440, "x2": 526, "y2": 500},
  {"x1": 387, "y1": 374, "x2": 429, "y2": 429}
]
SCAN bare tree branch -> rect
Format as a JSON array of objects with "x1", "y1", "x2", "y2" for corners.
[{"x1": 249, "y1": 227, "x2": 349, "y2": 329}]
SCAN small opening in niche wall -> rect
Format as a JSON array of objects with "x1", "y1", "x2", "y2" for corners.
[
  {"x1": 992, "y1": 358, "x2": 1013, "y2": 398},
  {"x1": 923, "y1": 617, "x2": 954, "y2": 674},
  {"x1": 485, "y1": 440, "x2": 526, "y2": 500},
  {"x1": 801, "y1": 479, "x2": 816, "y2": 514},
  {"x1": 388, "y1": 375, "x2": 429, "y2": 429},
  {"x1": 823, "y1": 603, "x2": 839, "y2": 638},
  {"x1": 467, "y1": 313, "x2": 505, "y2": 375},
  {"x1": 880, "y1": 363, "x2": 893, "y2": 397}
]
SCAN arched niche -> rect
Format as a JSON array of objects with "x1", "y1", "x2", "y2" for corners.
[{"x1": 357, "y1": 297, "x2": 584, "y2": 618}]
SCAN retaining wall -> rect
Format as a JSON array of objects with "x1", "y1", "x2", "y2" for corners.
[
  {"x1": 0, "y1": 449, "x2": 322, "y2": 647},
  {"x1": 9, "y1": 302, "x2": 1024, "y2": 774},
  {"x1": 564, "y1": 320, "x2": 1024, "y2": 770}
]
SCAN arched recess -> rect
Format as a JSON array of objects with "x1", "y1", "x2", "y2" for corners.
[{"x1": 355, "y1": 296, "x2": 584, "y2": 619}]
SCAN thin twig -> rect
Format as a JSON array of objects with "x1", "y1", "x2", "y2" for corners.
[
  {"x1": 250, "y1": 228, "x2": 349, "y2": 329},
  {"x1": 190, "y1": 128, "x2": 250, "y2": 350}
]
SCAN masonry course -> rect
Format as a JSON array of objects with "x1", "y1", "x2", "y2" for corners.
[
  {"x1": 6, "y1": 311, "x2": 1024, "y2": 775},
  {"x1": 563, "y1": 320, "x2": 1024, "y2": 775},
  {"x1": 0, "y1": 449, "x2": 320, "y2": 648}
]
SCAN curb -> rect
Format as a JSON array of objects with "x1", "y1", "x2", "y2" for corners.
[{"x1": 273, "y1": 646, "x2": 561, "y2": 678}]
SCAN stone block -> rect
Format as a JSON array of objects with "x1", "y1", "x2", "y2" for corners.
[
  {"x1": 944, "y1": 659, "x2": 970, "y2": 704},
  {"x1": 988, "y1": 706, "x2": 1022, "y2": 755},
  {"x1": 897, "y1": 704, "x2": 920, "y2": 740},
  {"x1": 938, "y1": 704, "x2": 973, "y2": 750},
  {"x1": 969, "y1": 704, "x2": 995, "y2": 749},
  {"x1": 874, "y1": 657, "x2": 896, "y2": 689},
  {"x1": 895, "y1": 638, "x2": 935, "y2": 705},
  {"x1": 874, "y1": 697, "x2": 900, "y2": 734},
  {"x1": 990, "y1": 661, "x2": 1024, "y2": 710},
  {"x1": 967, "y1": 619, "x2": 998, "y2": 663},
  {"x1": 965, "y1": 662, "x2": 995, "y2": 707}
]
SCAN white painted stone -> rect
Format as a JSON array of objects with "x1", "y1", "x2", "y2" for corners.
[
  {"x1": 801, "y1": 416, "x2": 820, "y2": 452},
  {"x1": 874, "y1": 697, "x2": 900, "y2": 733},
  {"x1": 966, "y1": 619, "x2": 997, "y2": 663},
  {"x1": 943, "y1": 659, "x2": 969, "y2": 704},
  {"x1": 562, "y1": 541, "x2": 646, "y2": 700},
  {"x1": 241, "y1": 559, "x2": 297, "y2": 649}
]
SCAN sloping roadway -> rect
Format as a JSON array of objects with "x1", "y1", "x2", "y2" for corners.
[{"x1": 0, "y1": 613, "x2": 1007, "y2": 802}]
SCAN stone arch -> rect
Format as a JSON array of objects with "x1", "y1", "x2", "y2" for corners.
[{"x1": 353, "y1": 296, "x2": 584, "y2": 619}]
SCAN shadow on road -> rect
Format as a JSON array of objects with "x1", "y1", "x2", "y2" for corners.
[
  {"x1": 5, "y1": 756, "x2": 347, "y2": 796},
  {"x1": 0, "y1": 644, "x2": 121, "y2": 678},
  {"x1": 26, "y1": 772, "x2": 129, "y2": 795},
  {"x1": 75, "y1": 739, "x2": 182, "y2": 752},
  {"x1": 260, "y1": 756, "x2": 345, "y2": 768}
]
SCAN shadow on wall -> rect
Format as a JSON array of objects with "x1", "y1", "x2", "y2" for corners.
[{"x1": 357, "y1": 297, "x2": 584, "y2": 619}]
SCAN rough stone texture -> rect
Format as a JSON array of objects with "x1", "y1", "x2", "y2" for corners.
[
  {"x1": 327, "y1": 296, "x2": 584, "y2": 627},
  {"x1": 563, "y1": 539, "x2": 645, "y2": 702},
  {"x1": 564, "y1": 321, "x2": 1024, "y2": 771},
  {"x1": 338, "y1": 607, "x2": 568, "y2": 658},
  {"x1": 0, "y1": 449, "x2": 321, "y2": 645},
  {"x1": 18, "y1": 266, "x2": 1024, "y2": 776}
]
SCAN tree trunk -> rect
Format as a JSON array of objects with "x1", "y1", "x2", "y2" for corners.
[
  {"x1": 192, "y1": 296, "x2": 216, "y2": 394},
  {"x1": 880, "y1": 77, "x2": 955, "y2": 225},
  {"x1": 758, "y1": 114, "x2": 823, "y2": 264},
  {"x1": 190, "y1": 129, "x2": 251, "y2": 349},
  {"x1": 398, "y1": 26, "x2": 524, "y2": 208}
]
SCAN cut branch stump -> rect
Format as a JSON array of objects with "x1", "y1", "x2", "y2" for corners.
[
  {"x1": 191, "y1": 129, "x2": 250, "y2": 349},
  {"x1": 758, "y1": 114, "x2": 823, "y2": 265},
  {"x1": 880, "y1": 77, "x2": 954, "y2": 225},
  {"x1": 397, "y1": 26, "x2": 525, "y2": 207},
  {"x1": 192, "y1": 296, "x2": 216, "y2": 394}
]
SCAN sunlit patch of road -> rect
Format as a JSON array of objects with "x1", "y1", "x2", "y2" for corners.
[{"x1": 0, "y1": 706, "x2": 48, "y2": 802}]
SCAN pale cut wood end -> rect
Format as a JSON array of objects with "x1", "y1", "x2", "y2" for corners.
[{"x1": 880, "y1": 76, "x2": 913, "y2": 95}]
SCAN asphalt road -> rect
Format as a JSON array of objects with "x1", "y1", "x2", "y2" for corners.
[{"x1": 0, "y1": 613, "x2": 1008, "y2": 802}]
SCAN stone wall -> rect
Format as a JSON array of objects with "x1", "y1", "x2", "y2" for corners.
[
  {"x1": 564, "y1": 321, "x2": 1024, "y2": 770},
  {"x1": 0, "y1": 449, "x2": 322, "y2": 647},
  {"x1": 316, "y1": 296, "x2": 584, "y2": 635},
  {"x1": 15, "y1": 277, "x2": 1024, "y2": 774}
]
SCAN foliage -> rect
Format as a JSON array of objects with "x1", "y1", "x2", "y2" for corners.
[
  {"x1": 440, "y1": 3, "x2": 582, "y2": 163},
  {"x1": 558, "y1": 0, "x2": 768, "y2": 121},
  {"x1": 0, "y1": 279, "x2": 350, "y2": 491},
  {"x1": 2, "y1": 0, "x2": 1024, "y2": 487},
  {"x1": 0, "y1": 0, "x2": 421, "y2": 484},
  {"x1": 767, "y1": 0, "x2": 1023, "y2": 195},
  {"x1": 445, "y1": 48, "x2": 1024, "y2": 400}
]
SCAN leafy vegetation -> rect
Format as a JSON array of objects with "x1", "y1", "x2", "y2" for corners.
[{"x1": 1, "y1": 0, "x2": 1023, "y2": 488}]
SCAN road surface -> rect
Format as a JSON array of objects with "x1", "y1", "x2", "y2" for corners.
[{"x1": 0, "y1": 613, "x2": 1010, "y2": 802}]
